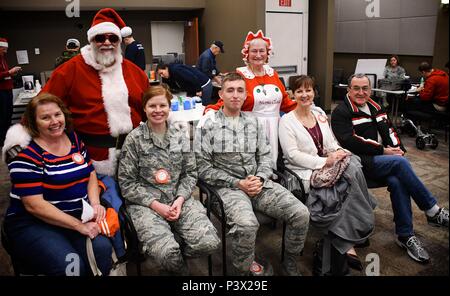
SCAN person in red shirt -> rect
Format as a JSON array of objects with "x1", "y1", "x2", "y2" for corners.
[
  {"x1": 416, "y1": 62, "x2": 449, "y2": 112},
  {"x1": 0, "y1": 37, "x2": 21, "y2": 146}
]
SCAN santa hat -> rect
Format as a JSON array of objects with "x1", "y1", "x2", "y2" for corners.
[
  {"x1": 121, "y1": 26, "x2": 132, "y2": 38},
  {"x1": 241, "y1": 30, "x2": 273, "y2": 64},
  {"x1": 87, "y1": 8, "x2": 130, "y2": 42},
  {"x1": 0, "y1": 37, "x2": 8, "y2": 48}
]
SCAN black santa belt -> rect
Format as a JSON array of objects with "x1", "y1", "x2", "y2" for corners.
[{"x1": 77, "y1": 132, "x2": 127, "y2": 150}]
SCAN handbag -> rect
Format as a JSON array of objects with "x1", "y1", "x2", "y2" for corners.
[{"x1": 86, "y1": 237, "x2": 127, "y2": 276}]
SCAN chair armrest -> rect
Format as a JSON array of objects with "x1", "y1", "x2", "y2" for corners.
[{"x1": 197, "y1": 179, "x2": 226, "y2": 225}]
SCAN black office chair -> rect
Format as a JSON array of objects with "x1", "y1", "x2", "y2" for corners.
[{"x1": 198, "y1": 169, "x2": 298, "y2": 276}]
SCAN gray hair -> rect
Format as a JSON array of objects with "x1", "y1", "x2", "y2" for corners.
[{"x1": 348, "y1": 73, "x2": 371, "y2": 87}]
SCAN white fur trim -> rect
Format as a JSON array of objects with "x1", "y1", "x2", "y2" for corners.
[
  {"x1": 92, "y1": 148, "x2": 119, "y2": 176},
  {"x1": 80, "y1": 45, "x2": 133, "y2": 137},
  {"x1": 2, "y1": 124, "x2": 31, "y2": 162},
  {"x1": 263, "y1": 65, "x2": 274, "y2": 77},
  {"x1": 237, "y1": 66, "x2": 254, "y2": 79},
  {"x1": 0, "y1": 41, "x2": 8, "y2": 48},
  {"x1": 236, "y1": 65, "x2": 275, "y2": 79},
  {"x1": 87, "y1": 22, "x2": 121, "y2": 42},
  {"x1": 121, "y1": 26, "x2": 132, "y2": 38}
]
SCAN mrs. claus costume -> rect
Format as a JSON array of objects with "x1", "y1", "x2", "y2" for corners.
[
  {"x1": 2, "y1": 8, "x2": 149, "y2": 176},
  {"x1": 204, "y1": 30, "x2": 296, "y2": 166}
]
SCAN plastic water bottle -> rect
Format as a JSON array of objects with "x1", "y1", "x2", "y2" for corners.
[
  {"x1": 183, "y1": 99, "x2": 191, "y2": 110},
  {"x1": 35, "y1": 80, "x2": 42, "y2": 93},
  {"x1": 171, "y1": 98, "x2": 179, "y2": 111},
  {"x1": 419, "y1": 77, "x2": 424, "y2": 88}
]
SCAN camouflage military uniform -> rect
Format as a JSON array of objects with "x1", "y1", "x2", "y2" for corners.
[
  {"x1": 54, "y1": 50, "x2": 79, "y2": 68},
  {"x1": 118, "y1": 121, "x2": 220, "y2": 275},
  {"x1": 195, "y1": 109, "x2": 310, "y2": 275}
]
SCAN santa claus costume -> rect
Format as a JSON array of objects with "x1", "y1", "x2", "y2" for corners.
[
  {"x1": 2, "y1": 8, "x2": 149, "y2": 177},
  {"x1": 205, "y1": 30, "x2": 296, "y2": 166}
]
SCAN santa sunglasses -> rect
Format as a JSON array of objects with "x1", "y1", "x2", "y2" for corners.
[{"x1": 94, "y1": 34, "x2": 119, "y2": 43}]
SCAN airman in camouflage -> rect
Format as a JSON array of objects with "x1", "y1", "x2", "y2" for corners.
[
  {"x1": 195, "y1": 73, "x2": 310, "y2": 276},
  {"x1": 118, "y1": 119, "x2": 220, "y2": 275}
]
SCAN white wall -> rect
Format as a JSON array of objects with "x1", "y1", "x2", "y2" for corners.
[
  {"x1": 265, "y1": 0, "x2": 309, "y2": 82},
  {"x1": 151, "y1": 21, "x2": 185, "y2": 55}
]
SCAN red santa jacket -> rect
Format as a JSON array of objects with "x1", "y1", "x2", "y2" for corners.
[
  {"x1": 419, "y1": 69, "x2": 449, "y2": 107},
  {"x1": 42, "y1": 45, "x2": 149, "y2": 175},
  {"x1": 0, "y1": 54, "x2": 14, "y2": 90},
  {"x1": 205, "y1": 65, "x2": 296, "y2": 113}
]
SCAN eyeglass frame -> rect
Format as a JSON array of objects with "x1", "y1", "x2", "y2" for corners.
[
  {"x1": 94, "y1": 34, "x2": 120, "y2": 44},
  {"x1": 349, "y1": 85, "x2": 371, "y2": 93}
]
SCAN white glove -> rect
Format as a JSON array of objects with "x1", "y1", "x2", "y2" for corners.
[{"x1": 196, "y1": 109, "x2": 216, "y2": 128}]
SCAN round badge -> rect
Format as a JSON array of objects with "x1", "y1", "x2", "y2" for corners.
[
  {"x1": 318, "y1": 114, "x2": 328, "y2": 123},
  {"x1": 72, "y1": 153, "x2": 84, "y2": 164},
  {"x1": 154, "y1": 169, "x2": 170, "y2": 184}
]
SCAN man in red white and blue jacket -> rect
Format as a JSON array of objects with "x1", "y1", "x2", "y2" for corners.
[{"x1": 331, "y1": 73, "x2": 448, "y2": 265}]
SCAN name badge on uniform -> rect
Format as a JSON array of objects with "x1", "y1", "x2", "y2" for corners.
[
  {"x1": 72, "y1": 153, "x2": 85, "y2": 165},
  {"x1": 154, "y1": 169, "x2": 170, "y2": 184},
  {"x1": 318, "y1": 114, "x2": 328, "y2": 123}
]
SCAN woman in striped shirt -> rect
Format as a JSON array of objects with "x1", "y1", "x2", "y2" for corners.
[{"x1": 4, "y1": 93, "x2": 112, "y2": 275}]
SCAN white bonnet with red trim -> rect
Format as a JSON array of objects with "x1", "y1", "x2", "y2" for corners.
[
  {"x1": 87, "y1": 8, "x2": 131, "y2": 42},
  {"x1": 0, "y1": 37, "x2": 8, "y2": 48},
  {"x1": 241, "y1": 30, "x2": 273, "y2": 64}
]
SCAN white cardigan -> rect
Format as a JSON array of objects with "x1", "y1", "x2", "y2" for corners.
[{"x1": 279, "y1": 108, "x2": 342, "y2": 192}]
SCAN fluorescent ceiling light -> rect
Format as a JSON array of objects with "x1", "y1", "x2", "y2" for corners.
[{"x1": 442, "y1": 0, "x2": 449, "y2": 4}]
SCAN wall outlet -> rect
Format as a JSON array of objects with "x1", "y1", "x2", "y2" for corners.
[{"x1": 35, "y1": 48, "x2": 40, "y2": 55}]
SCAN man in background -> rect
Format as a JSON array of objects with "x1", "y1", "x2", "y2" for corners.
[
  {"x1": 54, "y1": 38, "x2": 81, "y2": 68},
  {"x1": 122, "y1": 26, "x2": 146, "y2": 71},
  {"x1": 197, "y1": 40, "x2": 224, "y2": 84},
  {"x1": 157, "y1": 62, "x2": 213, "y2": 106},
  {"x1": 415, "y1": 62, "x2": 449, "y2": 112},
  {"x1": 0, "y1": 37, "x2": 21, "y2": 147}
]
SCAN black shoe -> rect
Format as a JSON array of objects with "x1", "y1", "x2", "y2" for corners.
[
  {"x1": 396, "y1": 236, "x2": 430, "y2": 263},
  {"x1": 427, "y1": 208, "x2": 449, "y2": 228},
  {"x1": 346, "y1": 253, "x2": 363, "y2": 271}
]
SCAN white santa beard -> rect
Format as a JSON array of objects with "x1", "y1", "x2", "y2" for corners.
[{"x1": 91, "y1": 43, "x2": 120, "y2": 67}]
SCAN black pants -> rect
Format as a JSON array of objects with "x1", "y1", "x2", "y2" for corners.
[{"x1": 0, "y1": 89, "x2": 13, "y2": 146}]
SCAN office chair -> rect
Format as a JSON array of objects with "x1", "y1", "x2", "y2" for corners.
[{"x1": 197, "y1": 169, "x2": 296, "y2": 276}]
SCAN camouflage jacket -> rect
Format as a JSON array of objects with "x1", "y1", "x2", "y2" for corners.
[
  {"x1": 195, "y1": 109, "x2": 272, "y2": 188},
  {"x1": 118, "y1": 121, "x2": 196, "y2": 207},
  {"x1": 54, "y1": 50, "x2": 80, "y2": 68}
]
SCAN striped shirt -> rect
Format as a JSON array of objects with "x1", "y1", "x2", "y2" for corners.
[{"x1": 6, "y1": 131, "x2": 94, "y2": 219}]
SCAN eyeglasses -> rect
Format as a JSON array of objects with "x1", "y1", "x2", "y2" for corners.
[
  {"x1": 94, "y1": 34, "x2": 119, "y2": 44},
  {"x1": 350, "y1": 86, "x2": 370, "y2": 92}
]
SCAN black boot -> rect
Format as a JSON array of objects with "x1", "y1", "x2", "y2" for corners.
[{"x1": 330, "y1": 244, "x2": 350, "y2": 276}]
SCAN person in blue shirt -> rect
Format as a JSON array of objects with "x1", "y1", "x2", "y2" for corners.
[
  {"x1": 157, "y1": 62, "x2": 213, "y2": 106},
  {"x1": 197, "y1": 41, "x2": 224, "y2": 84},
  {"x1": 122, "y1": 26, "x2": 146, "y2": 71}
]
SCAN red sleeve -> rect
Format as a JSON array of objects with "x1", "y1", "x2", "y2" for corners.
[
  {"x1": 0, "y1": 57, "x2": 10, "y2": 79},
  {"x1": 204, "y1": 99, "x2": 224, "y2": 113},
  {"x1": 419, "y1": 77, "x2": 435, "y2": 102}
]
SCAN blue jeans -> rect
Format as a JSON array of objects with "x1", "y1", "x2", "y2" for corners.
[
  {"x1": 201, "y1": 80, "x2": 213, "y2": 106},
  {"x1": 4, "y1": 214, "x2": 112, "y2": 275},
  {"x1": 371, "y1": 155, "x2": 437, "y2": 236},
  {"x1": 97, "y1": 174, "x2": 126, "y2": 258}
]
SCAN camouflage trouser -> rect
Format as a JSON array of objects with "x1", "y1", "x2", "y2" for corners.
[
  {"x1": 127, "y1": 198, "x2": 220, "y2": 274},
  {"x1": 217, "y1": 181, "x2": 310, "y2": 275}
]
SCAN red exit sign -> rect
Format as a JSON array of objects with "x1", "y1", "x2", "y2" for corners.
[{"x1": 279, "y1": 0, "x2": 292, "y2": 7}]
